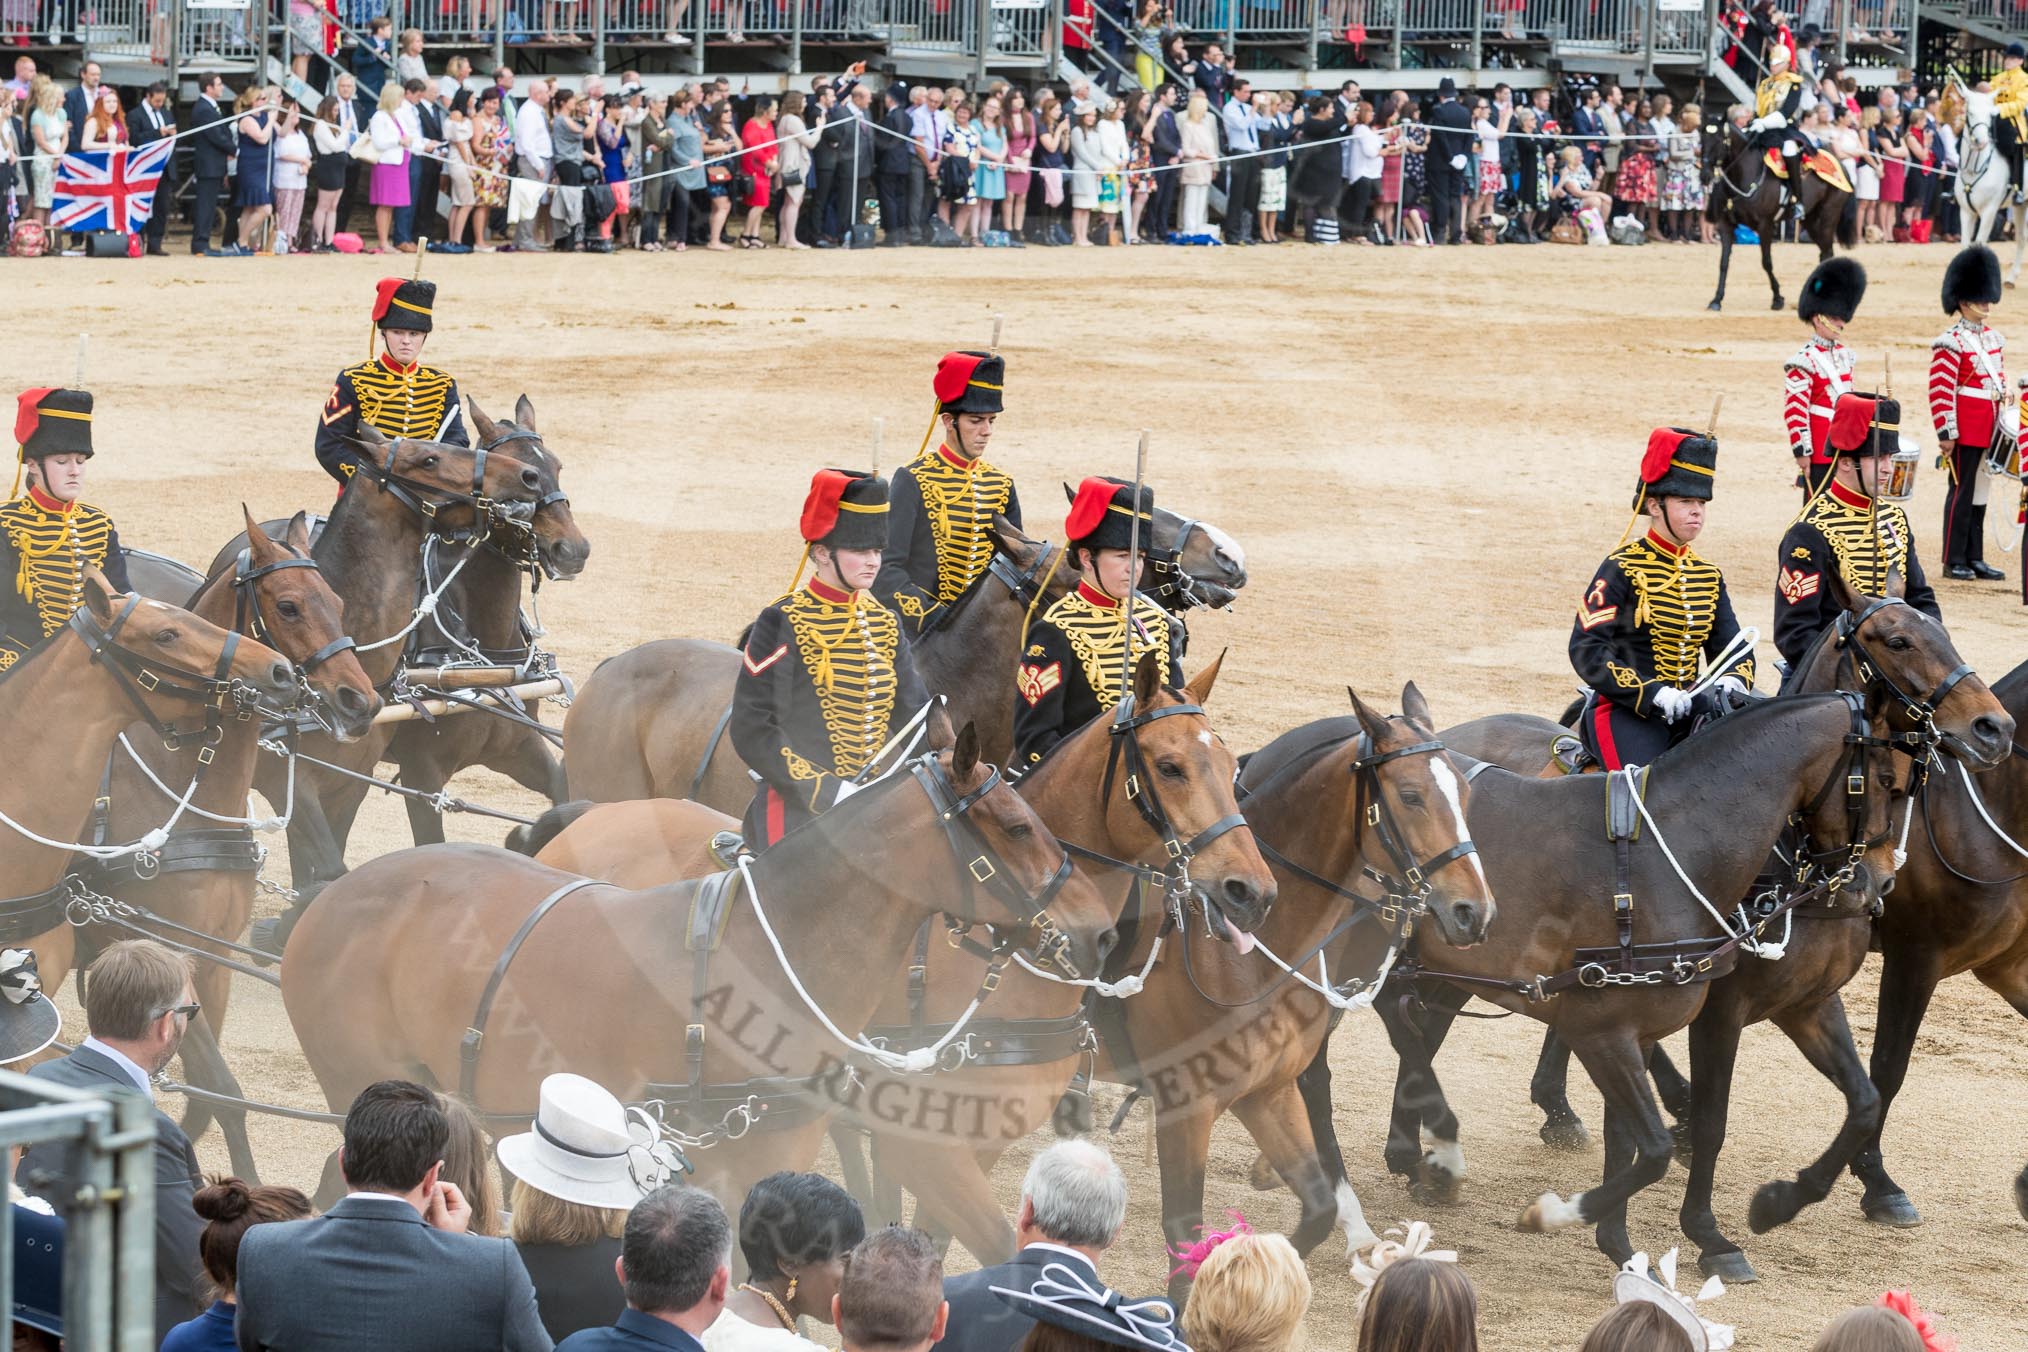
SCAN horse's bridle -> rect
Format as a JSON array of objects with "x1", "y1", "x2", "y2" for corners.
[
  {"x1": 352, "y1": 435, "x2": 545, "y2": 556},
  {"x1": 1833, "y1": 597, "x2": 1974, "y2": 747},
  {"x1": 467, "y1": 423, "x2": 572, "y2": 576},
  {"x1": 1780, "y1": 689, "x2": 1907, "y2": 900},
  {"x1": 67, "y1": 595, "x2": 283, "y2": 753},
  {"x1": 905, "y1": 752, "x2": 1082, "y2": 979},
  {"x1": 231, "y1": 546, "x2": 358, "y2": 678},
  {"x1": 1143, "y1": 518, "x2": 1216, "y2": 612}
]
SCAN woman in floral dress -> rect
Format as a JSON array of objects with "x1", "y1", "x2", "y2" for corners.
[{"x1": 1657, "y1": 101, "x2": 1705, "y2": 243}]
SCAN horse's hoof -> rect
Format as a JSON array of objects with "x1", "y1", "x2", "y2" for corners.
[
  {"x1": 2013, "y1": 1165, "x2": 2028, "y2": 1221},
  {"x1": 1247, "y1": 1152, "x2": 1281, "y2": 1192},
  {"x1": 1770, "y1": 297, "x2": 1786, "y2": 312},
  {"x1": 1748, "y1": 1179, "x2": 1809, "y2": 1234},
  {"x1": 1706, "y1": 300, "x2": 1723, "y2": 312},
  {"x1": 1383, "y1": 1148, "x2": 1422, "y2": 1180},
  {"x1": 1862, "y1": 1191, "x2": 1923, "y2": 1228},
  {"x1": 1670, "y1": 1119, "x2": 1695, "y2": 1169},
  {"x1": 1050, "y1": 1089, "x2": 1093, "y2": 1139},
  {"x1": 2008, "y1": 279, "x2": 2019, "y2": 291},
  {"x1": 1538, "y1": 1116, "x2": 1589, "y2": 1152},
  {"x1": 1699, "y1": 1248, "x2": 1758, "y2": 1284},
  {"x1": 1412, "y1": 1158, "x2": 1463, "y2": 1206},
  {"x1": 1516, "y1": 1192, "x2": 1582, "y2": 1233}
]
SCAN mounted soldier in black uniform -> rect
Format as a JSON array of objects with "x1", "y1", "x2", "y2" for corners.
[
  {"x1": 314, "y1": 277, "x2": 469, "y2": 484},
  {"x1": 1, "y1": 388, "x2": 131, "y2": 671}
]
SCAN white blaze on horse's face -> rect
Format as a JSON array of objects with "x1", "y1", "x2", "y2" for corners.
[
  {"x1": 1200, "y1": 521, "x2": 1245, "y2": 576},
  {"x1": 1427, "y1": 758, "x2": 1492, "y2": 897}
]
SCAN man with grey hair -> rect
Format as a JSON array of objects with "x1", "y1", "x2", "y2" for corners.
[
  {"x1": 928, "y1": 1140, "x2": 1126, "y2": 1352},
  {"x1": 836, "y1": 1228, "x2": 947, "y2": 1352},
  {"x1": 557, "y1": 1185, "x2": 731, "y2": 1350}
]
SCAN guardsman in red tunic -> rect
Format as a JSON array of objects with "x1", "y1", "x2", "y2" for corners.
[
  {"x1": 1785, "y1": 257, "x2": 1865, "y2": 498},
  {"x1": 1569, "y1": 429, "x2": 1754, "y2": 770},
  {"x1": 1930, "y1": 244, "x2": 2009, "y2": 582},
  {"x1": 732, "y1": 469, "x2": 929, "y2": 849}
]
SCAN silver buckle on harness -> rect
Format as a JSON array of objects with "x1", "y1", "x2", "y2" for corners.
[{"x1": 1577, "y1": 962, "x2": 1610, "y2": 988}]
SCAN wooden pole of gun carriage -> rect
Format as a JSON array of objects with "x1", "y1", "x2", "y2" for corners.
[{"x1": 371, "y1": 678, "x2": 565, "y2": 725}]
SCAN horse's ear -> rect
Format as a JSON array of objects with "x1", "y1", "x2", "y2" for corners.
[
  {"x1": 1885, "y1": 566, "x2": 1906, "y2": 599},
  {"x1": 1401, "y1": 680, "x2": 1435, "y2": 730},
  {"x1": 925, "y1": 699, "x2": 956, "y2": 752},
  {"x1": 83, "y1": 566, "x2": 120, "y2": 624},
  {"x1": 240, "y1": 504, "x2": 270, "y2": 556},
  {"x1": 1134, "y1": 649, "x2": 1162, "y2": 708},
  {"x1": 284, "y1": 510, "x2": 314, "y2": 556},
  {"x1": 345, "y1": 425, "x2": 389, "y2": 464},
  {"x1": 989, "y1": 514, "x2": 1032, "y2": 561},
  {"x1": 953, "y1": 721, "x2": 981, "y2": 781},
  {"x1": 467, "y1": 396, "x2": 497, "y2": 444},
  {"x1": 1062, "y1": 481, "x2": 1076, "y2": 504},
  {"x1": 1182, "y1": 648, "x2": 1226, "y2": 705},
  {"x1": 1821, "y1": 564, "x2": 1867, "y2": 617},
  {"x1": 1347, "y1": 687, "x2": 1390, "y2": 743},
  {"x1": 514, "y1": 394, "x2": 538, "y2": 431}
]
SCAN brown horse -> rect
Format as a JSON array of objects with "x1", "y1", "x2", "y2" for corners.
[
  {"x1": 1292, "y1": 694, "x2": 1901, "y2": 1266},
  {"x1": 1706, "y1": 122, "x2": 1856, "y2": 312},
  {"x1": 0, "y1": 573, "x2": 295, "y2": 1019},
  {"x1": 1442, "y1": 584, "x2": 2010, "y2": 1279},
  {"x1": 78, "y1": 508, "x2": 383, "y2": 1180},
  {"x1": 527, "y1": 651, "x2": 1274, "y2": 1267},
  {"x1": 560, "y1": 508, "x2": 1244, "y2": 809},
  {"x1": 280, "y1": 711, "x2": 1119, "y2": 1212},
  {"x1": 211, "y1": 430, "x2": 585, "y2": 927},
  {"x1": 385, "y1": 397, "x2": 586, "y2": 847}
]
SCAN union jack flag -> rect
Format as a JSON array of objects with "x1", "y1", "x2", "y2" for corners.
[{"x1": 51, "y1": 142, "x2": 174, "y2": 234}]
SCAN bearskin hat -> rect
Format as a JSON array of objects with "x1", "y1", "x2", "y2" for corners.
[
  {"x1": 1798, "y1": 256, "x2": 1866, "y2": 325},
  {"x1": 1941, "y1": 245, "x2": 2002, "y2": 315}
]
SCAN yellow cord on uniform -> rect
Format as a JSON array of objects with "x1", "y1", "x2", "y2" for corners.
[
  {"x1": 809, "y1": 589, "x2": 867, "y2": 694},
  {"x1": 786, "y1": 543, "x2": 811, "y2": 593},
  {"x1": 1017, "y1": 544, "x2": 1066, "y2": 655},
  {"x1": 1615, "y1": 486, "x2": 1647, "y2": 547}
]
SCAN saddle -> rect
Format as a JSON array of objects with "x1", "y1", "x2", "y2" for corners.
[{"x1": 1764, "y1": 148, "x2": 1855, "y2": 195}]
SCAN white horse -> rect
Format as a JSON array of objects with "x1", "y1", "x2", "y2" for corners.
[{"x1": 1954, "y1": 79, "x2": 2028, "y2": 287}]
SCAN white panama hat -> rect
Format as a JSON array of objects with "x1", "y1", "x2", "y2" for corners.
[{"x1": 497, "y1": 1074, "x2": 668, "y2": 1211}]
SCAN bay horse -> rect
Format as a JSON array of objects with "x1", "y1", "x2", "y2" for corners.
[
  {"x1": 279, "y1": 710, "x2": 1119, "y2": 1213},
  {"x1": 1706, "y1": 120, "x2": 1854, "y2": 311},
  {"x1": 1283, "y1": 694, "x2": 1900, "y2": 1265},
  {"x1": 384, "y1": 397, "x2": 585, "y2": 847},
  {"x1": 527, "y1": 651, "x2": 1274, "y2": 1268},
  {"x1": 207, "y1": 430, "x2": 585, "y2": 920},
  {"x1": 559, "y1": 507, "x2": 1246, "y2": 807},
  {"x1": 1085, "y1": 684, "x2": 1496, "y2": 1305},
  {"x1": 77, "y1": 509, "x2": 383, "y2": 1181},
  {"x1": 0, "y1": 572, "x2": 296, "y2": 1024},
  {"x1": 1442, "y1": 579, "x2": 2012, "y2": 1279},
  {"x1": 1845, "y1": 657, "x2": 2028, "y2": 1227}
]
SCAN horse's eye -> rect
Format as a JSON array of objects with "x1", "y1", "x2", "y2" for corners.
[
  {"x1": 1398, "y1": 791, "x2": 1425, "y2": 808},
  {"x1": 154, "y1": 629, "x2": 177, "y2": 644},
  {"x1": 1886, "y1": 635, "x2": 1912, "y2": 651},
  {"x1": 277, "y1": 600, "x2": 301, "y2": 621},
  {"x1": 1157, "y1": 760, "x2": 1185, "y2": 780},
  {"x1": 1006, "y1": 823, "x2": 1033, "y2": 841},
  {"x1": 420, "y1": 455, "x2": 439, "y2": 469}
]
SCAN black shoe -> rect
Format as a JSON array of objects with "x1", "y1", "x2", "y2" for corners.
[
  {"x1": 1971, "y1": 560, "x2": 2007, "y2": 580},
  {"x1": 146, "y1": 242, "x2": 168, "y2": 256},
  {"x1": 1946, "y1": 564, "x2": 1977, "y2": 580},
  {"x1": 815, "y1": 237, "x2": 839, "y2": 248}
]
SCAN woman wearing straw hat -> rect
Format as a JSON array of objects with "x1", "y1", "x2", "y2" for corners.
[{"x1": 497, "y1": 1073, "x2": 678, "y2": 1344}]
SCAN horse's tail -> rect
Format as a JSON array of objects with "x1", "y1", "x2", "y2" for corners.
[
  {"x1": 505, "y1": 799, "x2": 597, "y2": 856},
  {"x1": 1557, "y1": 696, "x2": 1586, "y2": 728},
  {"x1": 1836, "y1": 199, "x2": 1857, "y2": 250}
]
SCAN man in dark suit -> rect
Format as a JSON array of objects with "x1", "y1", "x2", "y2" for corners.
[
  {"x1": 808, "y1": 84, "x2": 841, "y2": 243},
  {"x1": 820, "y1": 82, "x2": 874, "y2": 247},
  {"x1": 406, "y1": 79, "x2": 446, "y2": 245},
  {"x1": 130, "y1": 81, "x2": 176, "y2": 255},
  {"x1": 1147, "y1": 83, "x2": 1181, "y2": 241},
  {"x1": 1426, "y1": 76, "x2": 1475, "y2": 245},
  {"x1": 877, "y1": 83, "x2": 915, "y2": 245},
  {"x1": 18, "y1": 940, "x2": 206, "y2": 1347},
  {"x1": 189, "y1": 73, "x2": 236, "y2": 255},
  {"x1": 234, "y1": 1079, "x2": 550, "y2": 1352},
  {"x1": 927, "y1": 1141, "x2": 1125, "y2": 1352},
  {"x1": 61, "y1": 59, "x2": 99, "y2": 152},
  {"x1": 556, "y1": 1186, "x2": 730, "y2": 1352}
]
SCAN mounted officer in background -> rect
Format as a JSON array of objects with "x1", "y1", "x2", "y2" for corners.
[
  {"x1": 1568, "y1": 428, "x2": 1754, "y2": 771},
  {"x1": 732, "y1": 468, "x2": 928, "y2": 849},
  {"x1": 1, "y1": 388, "x2": 131, "y2": 671},
  {"x1": 1749, "y1": 42, "x2": 1808, "y2": 207},
  {"x1": 1992, "y1": 40, "x2": 2028, "y2": 204},
  {"x1": 875, "y1": 351, "x2": 1021, "y2": 636},
  {"x1": 1011, "y1": 475, "x2": 1183, "y2": 775},
  {"x1": 314, "y1": 277, "x2": 469, "y2": 484}
]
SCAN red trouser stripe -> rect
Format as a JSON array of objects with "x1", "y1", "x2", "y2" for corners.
[
  {"x1": 764, "y1": 787, "x2": 786, "y2": 847},
  {"x1": 1593, "y1": 702, "x2": 1624, "y2": 772}
]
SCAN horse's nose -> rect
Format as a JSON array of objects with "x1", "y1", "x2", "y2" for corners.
[
  {"x1": 1095, "y1": 927, "x2": 1118, "y2": 963},
  {"x1": 1971, "y1": 712, "x2": 2014, "y2": 761},
  {"x1": 333, "y1": 684, "x2": 371, "y2": 718},
  {"x1": 265, "y1": 660, "x2": 294, "y2": 692},
  {"x1": 1221, "y1": 876, "x2": 1263, "y2": 924},
  {"x1": 519, "y1": 466, "x2": 542, "y2": 493},
  {"x1": 1212, "y1": 546, "x2": 1246, "y2": 584}
]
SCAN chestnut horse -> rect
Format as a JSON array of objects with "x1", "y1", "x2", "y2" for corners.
[
  {"x1": 526, "y1": 651, "x2": 1274, "y2": 1267},
  {"x1": 560, "y1": 507, "x2": 1245, "y2": 808},
  {"x1": 280, "y1": 713, "x2": 1119, "y2": 1212},
  {"x1": 384, "y1": 398, "x2": 585, "y2": 847},
  {"x1": 1439, "y1": 582, "x2": 2011, "y2": 1280},
  {"x1": 0, "y1": 573, "x2": 295, "y2": 1018},
  {"x1": 76, "y1": 509, "x2": 383, "y2": 1180},
  {"x1": 208, "y1": 430, "x2": 587, "y2": 925},
  {"x1": 1278, "y1": 694, "x2": 1901, "y2": 1265}
]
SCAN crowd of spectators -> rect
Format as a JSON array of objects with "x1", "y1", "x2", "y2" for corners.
[
  {"x1": 0, "y1": 33, "x2": 1987, "y2": 257},
  {"x1": 0, "y1": 939, "x2": 1969, "y2": 1352}
]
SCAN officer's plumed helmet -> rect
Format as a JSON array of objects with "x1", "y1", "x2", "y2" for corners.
[
  {"x1": 1941, "y1": 244, "x2": 2003, "y2": 315},
  {"x1": 1065, "y1": 476, "x2": 1156, "y2": 556},
  {"x1": 1635, "y1": 428, "x2": 1717, "y2": 507},
  {"x1": 934, "y1": 351, "x2": 1005, "y2": 416},
  {"x1": 372, "y1": 277, "x2": 437, "y2": 334},
  {"x1": 1797, "y1": 256, "x2": 1866, "y2": 326},
  {"x1": 800, "y1": 469, "x2": 890, "y2": 552}
]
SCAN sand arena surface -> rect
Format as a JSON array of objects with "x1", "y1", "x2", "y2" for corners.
[{"x1": 8, "y1": 241, "x2": 2028, "y2": 1349}]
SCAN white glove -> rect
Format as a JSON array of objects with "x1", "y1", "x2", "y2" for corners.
[
  {"x1": 832, "y1": 780, "x2": 861, "y2": 803},
  {"x1": 1782, "y1": 139, "x2": 1800, "y2": 157},
  {"x1": 1748, "y1": 116, "x2": 1768, "y2": 133},
  {"x1": 1764, "y1": 111, "x2": 1787, "y2": 130},
  {"x1": 1653, "y1": 686, "x2": 1694, "y2": 724},
  {"x1": 1716, "y1": 675, "x2": 1750, "y2": 701},
  {"x1": 1449, "y1": 153, "x2": 1468, "y2": 171}
]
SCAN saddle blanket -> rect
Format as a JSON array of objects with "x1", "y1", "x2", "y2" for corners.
[{"x1": 1764, "y1": 148, "x2": 1855, "y2": 195}]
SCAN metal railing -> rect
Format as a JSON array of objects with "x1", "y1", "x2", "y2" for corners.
[{"x1": 0, "y1": 1068, "x2": 159, "y2": 1352}]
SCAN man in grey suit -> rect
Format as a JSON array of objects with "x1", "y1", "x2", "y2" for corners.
[
  {"x1": 234, "y1": 1079, "x2": 552, "y2": 1352},
  {"x1": 928, "y1": 1141, "x2": 1126, "y2": 1352},
  {"x1": 19, "y1": 939, "x2": 206, "y2": 1348}
]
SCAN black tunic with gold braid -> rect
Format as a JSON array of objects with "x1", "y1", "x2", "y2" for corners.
[
  {"x1": 1012, "y1": 582, "x2": 1185, "y2": 772},
  {"x1": 875, "y1": 444, "x2": 1022, "y2": 635},
  {"x1": 1773, "y1": 479, "x2": 1940, "y2": 667},
  {"x1": 314, "y1": 354, "x2": 469, "y2": 483},
  {"x1": 0, "y1": 490, "x2": 131, "y2": 668},
  {"x1": 731, "y1": 578, "x2": 930, "y2": 847}
]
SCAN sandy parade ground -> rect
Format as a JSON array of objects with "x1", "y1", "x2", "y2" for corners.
[{"x1": 6, "y1": 239, "x2": 2028, "y2": 1349}]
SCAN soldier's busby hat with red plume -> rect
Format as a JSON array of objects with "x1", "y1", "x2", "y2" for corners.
[{"x1": 800, "y1": 469, "x2": 891, "y2": 552}]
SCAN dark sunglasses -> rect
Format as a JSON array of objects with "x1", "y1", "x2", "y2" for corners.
[{"x1": 160, "y1": 1002, "x2": 201, "y2": 1021}]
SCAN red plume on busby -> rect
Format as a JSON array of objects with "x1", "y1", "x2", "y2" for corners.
[
  {"x1": 14, "y1": 388, "x2": 57, "y2": 451},
  {"x1": 799, "y1": 469, "x2": 890, "y2": 550},
  {"x1": 932, "y1": 351, "x2": 1005, "y2": 416},
  {"x1": 1829, "y1": 391, "x2": 1899, "y2": 458},
  {"x1": 1065, "y1": 476, "x2": 1156, "y2": 553},
  {"x1": 1632, "y1": 427, "x2": 1717, "y2": 507},
  {"x1": 1798, "y1": 256, "x2": 1866, "y2": 326},
  {"x1": 1940, "y1": 245, "x2": 2002, "y2": 315},
  {"x1": 13, "y1": 388, "x2": 93, "y2": 460},
  {"x1": 371, "y1": 277, "x2": 437, "y2": 333}
]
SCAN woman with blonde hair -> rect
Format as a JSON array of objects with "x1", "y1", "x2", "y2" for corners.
[
  {"x1": 1177, "y1": 89, "x2": 1217, "y2": 235},
  {"x1": 367, "y1": 80, "x2": 413, "y2": 253},
  {"x1": 1180, "y1": 1231, "x2": 1310, "y2": 1352},
  {"x1": 26, "y1": 79, "x2": 67, "y2": 229}
]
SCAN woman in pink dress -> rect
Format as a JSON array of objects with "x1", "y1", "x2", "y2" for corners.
[{"x1": 1002, "y1": 87, "x2": 1035, "y2": 238}]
